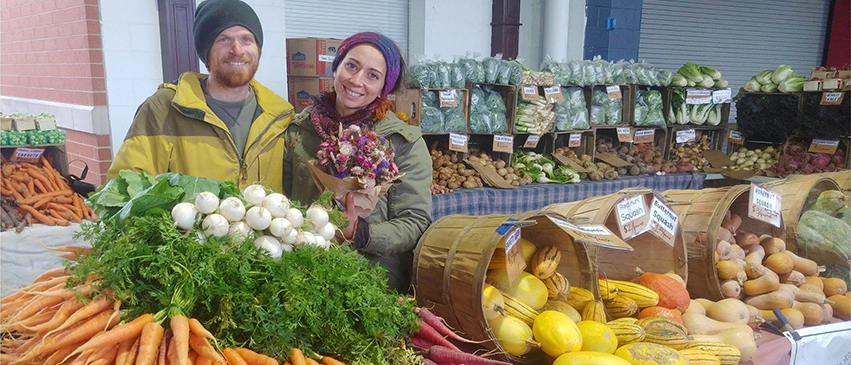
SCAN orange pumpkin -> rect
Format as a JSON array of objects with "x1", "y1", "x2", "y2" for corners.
[
  {"x1": 638, "y1": 306, "x2": 684, "y2": 325},
  {"x1": 638, "y1": 270, "x2": 691, "y2": 312}
]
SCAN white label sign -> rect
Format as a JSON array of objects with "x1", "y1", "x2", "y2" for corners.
[
  {"x1": 504, "y1": 227, "x2": 521, "y2": 251},
  {"x1": 728, "y1": 130, "x2": 743, "y2": 143},
  {"x1": 439, "y1": 90, "x2": 458, "y2": 108},
  {"x1": 749, "y1": 185, "x2": 782, "y2": 228},
  {"x1": 686, "y1": 89, "x2": 712, "y2": 105},
  {"x1": 449, "y1": 133, "x2": 468, "y2": 153},
  {"x1": 493, "y1": 135, "x2": 514, "y2": 153},
  {"x1": 524, "y1": 134, "x2": 541, "y2": 148},
  {"x1": 569, "y1": 133, "x2": 582, "y2": 147},
  {"x1": 712, "y1": 88, "x2": 732, "y2": 104},
  {"x1": 318, "y1": 54, "x2": 335, "y2": 62},
  {"x1": 606, "y1": 85, "x2": 623, "y2": 100},
  {"x1": 13, "y1": 147, "x2": 45, "y2": 160},
  {"x1": 676, "y1": 129, "x2": 696, "y2": 144},
  {"x1": 548, "y1": 216, "x2": 635, "y2": 251},
  {"x1": 616, "y1": 195, "x2": 649, "y2": 240},
  {"x1": 634, "y1": 129, "x2": 655, "y2": 144},
  {"x1": 648, "y1": 197, "x2": 679, "y2": 247}
]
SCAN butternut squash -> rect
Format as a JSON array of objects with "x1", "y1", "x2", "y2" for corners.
[
  {"x1": 689, "y1": 327, "x2": 757, "y2": 362},
  {"x1": 805, "y1": 276, "x2": 824, "y2": 290},
  {"x1": 798, "y1": 283, "x2": 826, "y2": 297},
  {"x1": 721, "y1": 212, "x2": 732, "y2": 231},
  {"x1": 792, "y1": 301, "x2": 825, "y2": 325},
  {"x1": 744, "y1": 290, "x2": 794, "y2": 310},
  {"x1": 745, "y1": 304, "x2": 765, "y2": 328},
  {"x1": 705, "y1": 298, "x2": 750, "y2": 324},
  {"x1": 682, "y1": 312, "x2": 753, "y2": 336},
  {"x1": 685, "y1": 299, "x2": 706, "y2": 316},
  {"x1": 822, "y1": 303, "x2": 833, "y2": 323},
  {"x1": 782, "y1": 251, "x2": 824, "y2": 277},
  {"x1": 695, "y1": 298, "x2": 715, "y2": 312},
  {"x1": 734, "y1": 231, "x2": 759, "y2": 248},
  {"x1": 760, "y1": 236, "x2": 786, "y2": 255},
  {"x1": 723, "y1": 245, "x2": 745, "y2": 261},
  {"x1": 784, "y1": 283, "x2": 828, "y2": 304},
  {"x1": 729, "y1": 214, "x2": 742, "y2": 232},
  {"x1": 779, "y1": 270, "x2": 806, "y2": 286},
  {"x1": 764, "y1": 252, "x2": 794, "y2": 275},
  {"x1": 743, "y1": 244, "x2": 765, "y2": 269},
  {"x1": 760, "y1": 308, "x2": 805, "y2": 329},
  {"x1": 744, "y1": 263, "x2": 770, "y2": 280},
  {"x1": 828, "y1": 294, "x2": 850, "y2": 320},
  {"x1": 742, "y1": 269, "x2": 780, "y2": 296},
  {"x1": 719, "y1": 280, "x2": 742, "y2": 299},
  {"x1": 823, "y1": 277, "x2": 848, "y2": 296},
  {"x1": 716, "y1": 228, "x2": 733, "y2": 246}
]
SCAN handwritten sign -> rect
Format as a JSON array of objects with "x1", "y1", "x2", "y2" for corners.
[
  {"x1": 686, "y1": 89, "x2": 712, "y2": 105},
  {"x1": 449, "y1": 133, "x2": 468, "y2": 153},
  {"x1": 606, "y1": 85, "x2": 622, "y2": 100},
  {"x1": 493, "y1": 135, "x2": 514, "y2": 153},
  {"x1": 820, "y1": 92, "x2": 844, "y2": 106},
  {"x1": 11, "y1": 147, "x2": 45, "y2": 163},
  {"x1": 439, "y1": 90, "x2": 458, "y2": 108},
  {"x1": 676, "y1": 129, "x2": 696, "y2": 144},
  {"x1": 727, "y1": 130, "x2": 744, "y2": 144},
  {"x1": 524, "y1": 134, "x2": 541, "y2": 148},
  {"x1": 544, "y1": 86, "x2": 564, "y2": 103},
  {"x1": 522, "y1": 86, "x2": 540, "y2": 101},
  {"x1": 634, "y1": 129, "x2": 655, "y2": 144},
  {"x1": 749, "y1": 185, "x2": 782, "y2": 228},
  {"x1": 617, "y1": 128, "x2": 633, "y2": 143},
  {"x1": 648, "y1": 197, "x2": 679, "y2": 247},
  {"x1": 548, "y1": 216, "x2": 634, "y2": 251},
  {"x1": 712, "y1": 88, "x2": 732, "y2": 104},
  {"x1": 808, "y1": 139, "x2": 839, "y2": 155},
  {"x1": 569, "y1": 133, "x2": 582, "y2": 147},
  {"x1": 616, "y1": 195, "x2": 650, "y2": 240}
]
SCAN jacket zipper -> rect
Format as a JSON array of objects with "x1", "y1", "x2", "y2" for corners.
[{"x1": 238, "y1": 109, "x2": 294, "y2": 182}]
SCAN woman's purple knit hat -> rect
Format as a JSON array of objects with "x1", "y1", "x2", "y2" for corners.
[{"x1": 331, "y1": 32, "x2": 402, "y2": 98}]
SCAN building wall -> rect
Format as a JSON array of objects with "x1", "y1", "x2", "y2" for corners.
[
  {"x1": 584, "y1": 0, "x2": 643, "y2": 61},
  {"x1": 408, "y1": 0, "x2": 492, "y2": 62},
  {"x1": 1, "y1": 0, "x2": 112, "y2": 184}
]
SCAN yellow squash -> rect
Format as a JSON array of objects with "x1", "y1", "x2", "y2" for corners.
[
  {"x1": 576, "y1": 321, "x2": 618, "y2": 354},
  {"x1": 582, "y1": 299, "x2": 608, "y2": 323},
  {"x1": 489, "y1": 315, "x2": 540, "y2": 356},
  {"x1": 532, "y1": 310, "x2": 583, "y2": 357},
  {"x1": 554, "y1": 351, "x2": 632, "y2": 365}
]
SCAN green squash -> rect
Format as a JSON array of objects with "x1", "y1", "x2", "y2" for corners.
[{"x1": 797, "y1": 210, "x2": 851, "y2": 265}]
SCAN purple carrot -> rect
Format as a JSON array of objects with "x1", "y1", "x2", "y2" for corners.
[
  {"x1": 422, "y1": 357, "x2": 439, "y2": 365},
  {"x1": 416, "y1": 320, "x2": 460, "y2": 351},
  {"x1": 412, "y1": 334, "x2": 436, "y2": 350},
  {"x1": 427, "y1": 346, "x2": 512, "y2": 365},
  {"x1": 416, "y1": 308, "x2": 481, "y2": 344}
]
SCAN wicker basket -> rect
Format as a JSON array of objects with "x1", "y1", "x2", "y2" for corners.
[{"x1": 763, "y1": 174, "x2": 841, "y2": 253}]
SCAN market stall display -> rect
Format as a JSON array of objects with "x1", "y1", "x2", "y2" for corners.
[
  {"x1": 742, "y1": 65, "x2": 805, "y2": 93},
  {"x1": 590, "y1": 88, "x2": 624, "y2": 126},
  {"x1": 776, "y1": 139, "x2": 847, "y2": 177},
  {"x1": 515, "y1": 95, "x2": 555, "y2": 134},
  {"x1": 554, "y1": 87, "x2": 589, "y2": 131},
  {"x1": 539, "y1": 57, "x2": 673, "y2": 87},
  {"x1": 725, "y1": 146, "x2": 780, "y2": 175}
]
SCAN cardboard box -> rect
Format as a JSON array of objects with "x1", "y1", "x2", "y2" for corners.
[
  {"x1": 36, "y1": 118, "x2": 56, "y2": 130},
  {"x1": 286, "y1": 38, "x2": 343, "y2": 77},
  {"x1": 811, "y1": 69, "x2": 835, "y2": 79},
  {"x1": 803, "y1": 80, "x2": 821, "y2": 91},
  {"x1": 1, "y1": 117, "x2": 12, "y2": 131},
  {"x1": 393, "y1": 88, "x2": 470, "y2": 133},
  {"x1": 837, "y1": 70, "x2": 851, "y2": 79},
  {"x1": 13, "y1": 117, "x2": 36, "y2": 131},
  {"x1": 287, "y1": 77, "x2": 333, "y2": 113},
  {"x1": 823, "y1": 78, "x2": 843, "y2": 90}
]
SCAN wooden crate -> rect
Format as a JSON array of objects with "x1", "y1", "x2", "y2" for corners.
[
  {"x1": 394, "y1": 88, "x2": 470, "y2": 134},
  {"x1": 665, "y1": 125, "x2": 724, "y2": 160},
  {"x1": 514, "y1": 84, "x2": 556, "y2": 134},
  {"x1": 1, "y1": 144, "x2": 69, "y2": 176},
  {"x1": 465, "y1": 83, "x2": 518, "y2": 135},
  {"x1": 513, "y1": 132, "x2": 555, "y2": 155}
]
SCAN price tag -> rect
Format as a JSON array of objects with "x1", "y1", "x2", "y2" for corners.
[
  {"x1": 606, "y1": 85, "x2": 622, "y2": 100},
  {"x1": 712, "y1": 88, "x2": 732, "y2": 104},
  {"x1": 647, "y1": 197, "x2": 679, "y2": 247},
  {"x1": 568, "y1": 133, "x2": 582, "y2": 148},
  {"x1": 524, "y1": 134, "x2": 541, "y2": 148},
  {"x1": 11, "y1": 147, "x2": 45, "y2": 163},
  {"x1": 676, "y1": 129, "x2": 696, "y2": 144},
  {"x1": 617, "y1": 127, "x2": 633, "y2": 143},
  {"x1": 493, "y1": 134, "x2": 514, "y2": 153},
  {"x1": 448, "y1": 133, "x2": 468, "y2": 153},
  {"x1": 522, "y1": 86, "x2": 540, "y2": 101},
  {"x1": 439, "y1": 90, "x2": 458, "y2": 108},
  {"x1": 503, "y1": 227, "x2": 525, "y2": 284},
  {"x1": 748, "y1": 184, "x2": 782, "y2": 228},
  {"x1": 727, "y1": 130, "x2": 744, "y2": 144},
  {"x1": 634, "y1": 129, "x2": 655, "y2": 144},
  {"x1": 544, "y1": 85, "x2": 564, "y2": 103},
  {"x1": 318, "y1": 54, "x2": 335, "y2": 62},
  {"x1": 686, "y1": 89, "x2": 712, "y2": 105},
  {"x1": 616, "y1": 195, "x2": 650, "y2": 240},
  {"x1": 548, "y1": 217, "x2": 634, "y2": 251},
  {"x1": 808, "y1": 139, "x2": 839, "y2": 155},
  {"x1": 820, "y1": 92, "x2": 844, "y2": 105}
]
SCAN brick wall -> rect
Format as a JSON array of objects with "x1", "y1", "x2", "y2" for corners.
[
  {"x1": 584, "y1": 0, "x2": 643, "y2": 61},
  {"x1": 1, "y1": 0, "x2": 113, "y2": 184}
]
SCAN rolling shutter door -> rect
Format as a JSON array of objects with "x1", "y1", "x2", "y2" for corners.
[{"x1": 638, "y1": 0, "x2": 830, "y2": 122}]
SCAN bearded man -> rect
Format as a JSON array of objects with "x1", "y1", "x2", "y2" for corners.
[{"x1": 108, "y1": 0, "x2": 294, "y2": 191}]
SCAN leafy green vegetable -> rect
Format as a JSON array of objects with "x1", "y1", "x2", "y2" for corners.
[{"x1": 71, "y1": 213, "x2": 419, "y2": 365}]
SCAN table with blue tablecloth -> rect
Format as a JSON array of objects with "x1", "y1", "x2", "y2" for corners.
[{"x1": 431, "y1": 173, "x2": 706, "y2": 220}]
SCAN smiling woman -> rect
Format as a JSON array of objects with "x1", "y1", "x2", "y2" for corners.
[{"x1": 282, "y1": 32, "x2": 433, "y2": 293}]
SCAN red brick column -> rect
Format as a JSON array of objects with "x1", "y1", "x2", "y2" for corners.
[{"x1": 1, "y1": 0, "x2": 112, "y2": 184}]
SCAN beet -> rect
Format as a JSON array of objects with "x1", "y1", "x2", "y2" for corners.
[{"x1": 811, "y1": 154, "x2": 830, "y2": 169}]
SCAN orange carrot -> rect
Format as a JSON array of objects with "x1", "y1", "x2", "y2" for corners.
[
  {"x1": 47, "y1": 296, "x2": 112, "y2": 335},
  {"x1": 156, "y1": 330, "x2": 172, "y2": 365},
  {"x1": 16, "y1": 190, "x2": 72, "y2": 205},
  {"x1": 42, "y1": 341, "x2": 82, "y2": 365},
  {"x1": 289, "y1": 349, "x2": 307, "y2": 365},
  {"x1": 54, "y1": 195, "x2": 73, "y2": 204},
  {"x1": 188, "y1": 333, "x2": 224, "y2": 363},
  {"x1": 115, "y1": 336, "x2": 138, "y2": 365},
  {"x1": 188, "y1": 318, "x2": 215, "y2": 340},
  {"x1": 305, "y1": 359, "x2": 320, "y2": 365},
  {"x1": 189, "y1": 352, "x2": 199, "y2": 365},
  {"x1": 17, "y1": 204, "x2": 54, "y2": 225},
  {"x1": 48, "y1": 209, "x2": 70, "y2": 225},
  {"x1": 122, "y1": 336, "x2": 141, "y2": 365},
  {"x1": 320, "y1": 356, "x2": 347, "y2": 365},
  {"x1": 234, "y1": 348, "x2": 279, "y2": 365},
  {"x1": 17, "y1": 309, "x2": 119, "y2": 363},
  {"x1": 85, "y1": 343, "x2": 119, "y2": 365},
  {"x1": 167, "y1": 332, "x2": 179, "y2": 365},
  {"x1": 171, "y1": 314, "x2": 190, "y2": 365},
  {"x1": 135, "y1": 322, "x2": 165, "y2": 365},
  {"x1": 23, "y1": 297, "x2": 86, "y2": 332},
  {"x1": 32, "y1": 178, "x2": 47, "y2": 194},
  {"x1": 26, "y1": 167, "x2": 55, "y2": 191},
  {"x1": 71, "y1": 313, "x2": 154, "y2": 357},
  {"x1": 223, "y1": 348, "x2": 249, "y2": 365},
  {"x1": 11, "y1": 308, "x2": 59, "y2": 331},
  {"x1": 30, "y1": 267, "x2": 69, "y2": 285},
  {"x1": 10, "y1": 286, "x2": 85, "y2": 323},
  {"x1": 68, "y1": 350, "x2": 94, "y2": 365},
  {"x1": 26, "y1": 179, "x2": 35, "y2": 196},
  {"x1": 33, "y1": 195, "x2": 54, "y2": 209},
  {"x1": 196, "y1": 357, "x2": 213, "y2": 365}
]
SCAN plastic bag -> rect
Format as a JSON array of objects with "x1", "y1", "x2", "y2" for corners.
[
  {"x1": 421, "y1": 90, "x2": 439, "y2": 108},
  {"x1": 450, "y1": 62, "x2": 466, "y2": 88},
  {"x1": 408, "y1": 61, "x2": 433, "y2": 88},
  {"x1": 436, "y1": 61, "x2": 451, "y2": 88},
  {"x1": 420, "y1": 106, "x2": 444, "y2": 132},
  {"x1": 567, "y1": 60, "x2": 583, "y2": 85},
  {"x1": 598, "y1": 59, "x2": 613, "y2": 84},
  {"x1": 497, "y1": 59, "x2": 514, "y2": 84},
  {"x1": 482, "y1": 55, "x2": 501, "y2": 83},
  {"x1": 541, "y1": 56, "x2": 569, "y2": 85},
  {"x1": 469, "y1": 112, "x2": 490, "y2": 133},
  {"x1": 485, "y1": 91, "x2": 507, "y2": 113},
  {"x1": 591, "y1": 88, "x2": 609, "y2": 105},
  {"x1": 633, "y1": 102, "x2": 647, "y2": 126},
  {"x1": 508, "y1": 61, "x2": 524, "y2": 85},
  {"x1": 443, "y1": 108, "x2": 466, "y2": 132},
  {"x1": 624, "y1": 62, "x2": 639, "y2": 84},
  {"x1": 470, "y1": 86, "x2": 487, "y2": 114},
  {"x1": 457, "y1": 55, "x2": 484, "y2": 84},
  {"x1": 490, "y1": 111, "x2": 508, "y2": 133},
  {"x1": 636, "y1": 90, "x2": 665, "y2": 127},
  {"x1": 556, "y1": 87, "x2": 589, "y2": 131},
  {"x1": 612, "y1": 61, "x2": 627, "y2": 85},
  {"x1": 657, "y1": 69, "x2": 673, "y2": 87},
  {"x1": 605, "y1": 101, "x2": 623, "y2": 125},
  {"x1": 590, "y1": 105, "x2": 605, "y2": 125}
]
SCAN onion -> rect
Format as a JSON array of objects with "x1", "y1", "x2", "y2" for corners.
[
  {"x1": 286, "y1": 208, "x2": 304, "y2": 228},
  {"x1": 202, "y1": 214, "x2": 229, "y2": 237},
  {"x1": 317, "y1": 222, "x2": 336, "y2": 241},
  {"x1": 171, "y1": 202, "x2": 198, "y2": 231},
  {"x1": 243, "y1": 184, "x2": 267, "y2": 206},
  {"x1": 245, "y1": 206, "x2": 272, "y2": 231},
  {"x1": 282, "y1": 229, "x2": 298, "y2": 245},
  {"x1": 195, "y1": 192, "x2": 220, "y2": 214},
  {"x1": 262, "y1": 193, "x2": 291, "y2": 218},
  {"x1": 269, "y1": 217, "x2": 294, "y2": 238},
  {"x1": 306, "y1": 205, "x2": 329, "y2": 229},
  {"x1": 228, "y1": 222, "x2": 253, "y2": 243},
  {"x1": 219, "y1": 197, "x2": 246, "y2": 222},
  {"x1": 253, "y1": 235, "x2": 282, "y2": 259}
]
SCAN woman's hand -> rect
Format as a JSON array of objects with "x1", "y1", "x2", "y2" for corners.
[{"x1": 336, "y1": 192, "x2": 359, "y2": 241}]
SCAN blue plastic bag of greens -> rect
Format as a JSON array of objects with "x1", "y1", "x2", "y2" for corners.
[{"x1": 420, "y1": 106, "x2": 444, "y2": 132}]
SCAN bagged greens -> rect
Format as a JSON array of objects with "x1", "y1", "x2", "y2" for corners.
[
  {"x1": 590, "y1": 88, "x2": 623, "y2": 125},
  {"x1": 407, "y1": 61, "x2": 433, "y2": 89},
  {"x1": 482, "y1": 55, "x2": 501, "y2": 83},
  {"x1": 449, "y1": 63, "x2": 466, "y2": 88},
  {"x1": 555, "y1": 87, "x2": 589, "y2": 131},
  {"x1": 420, "y1": 106, "x2": 444, "y2": 132},
  {"x1": 469, "y1": 85, "x2": 508, "y2": 133},
  {"x1": 634, "y1": 90, "x2": 665, "y2": 127},
  {"x1": 435, "y1": 61, "x2": 451, "y2": 88}
]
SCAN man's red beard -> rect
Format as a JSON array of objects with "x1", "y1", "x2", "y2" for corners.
[{"x1": 210, "y1": 54, "x2": 260, "y2": 88}]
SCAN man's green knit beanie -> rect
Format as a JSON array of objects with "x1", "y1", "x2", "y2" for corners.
[{"x1": 194, "y1": 0, "x2": 264, "y2": 67}]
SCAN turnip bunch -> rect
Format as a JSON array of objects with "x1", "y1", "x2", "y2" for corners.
[{"x1": 171, "y1": 184, "x2": 344, "y2": 258}]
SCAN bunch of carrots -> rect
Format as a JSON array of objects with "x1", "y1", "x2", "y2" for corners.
[
  {"x1": 0, "y1": 264, "x2": 351, "y2": 365},
  {"x1": 411, "y1": 308, "x2": 511, "y2": 365},
  {"x1": 0, "y1": 155, "x2": 95, "y2": 227}
]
